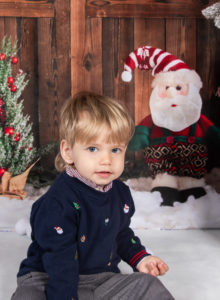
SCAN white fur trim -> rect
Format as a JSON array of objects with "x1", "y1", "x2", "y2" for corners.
[
  {"x1": 152, "y1": 69, "x2": 202, "y2": 90},
  {"x1": 121, "y1": 71, "x2": 132, "y2": 82}
]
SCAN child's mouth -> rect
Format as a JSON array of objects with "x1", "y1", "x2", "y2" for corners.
[{"x1": 96, "y1": 171, "x2": 112, "y2": 178}]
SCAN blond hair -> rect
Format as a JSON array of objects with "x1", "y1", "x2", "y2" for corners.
[{"x1": 55, "y1": 91, "x2": 134, "y2": 172}]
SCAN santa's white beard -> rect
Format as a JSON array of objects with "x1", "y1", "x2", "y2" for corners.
[{"x1": 149, "y1": 84, "x2": 202, "y2": 132}]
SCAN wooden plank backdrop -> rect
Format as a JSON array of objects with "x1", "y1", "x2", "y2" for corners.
[
  {"x1": 0, "y1": 0, "x2": 219, "y2": 169},
  {"x1": 86, "y1": 0, "x2": 218, "y2": 18}
]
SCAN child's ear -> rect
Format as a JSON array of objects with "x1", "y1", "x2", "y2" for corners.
[{"x1": 60, "y1": 140, "x2": 74, "y2": 164}]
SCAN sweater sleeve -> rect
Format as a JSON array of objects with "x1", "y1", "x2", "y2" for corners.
[
  {"x1": 32, "y1": 195, "x2": 79, "y2": 300},
  {"x1": 128, "y1": 125, "x2": 150, "y2": 151},
  {"x1": 128, "y1": 115, "x2": 153, "y2": 152},
  {"x1": 116, "y1": 187, "x2": 150, "y2": 269}
]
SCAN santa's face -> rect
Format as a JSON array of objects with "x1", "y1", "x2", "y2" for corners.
[{"x1": 149, "y1": 82, "x2": 202, "y2": 132}]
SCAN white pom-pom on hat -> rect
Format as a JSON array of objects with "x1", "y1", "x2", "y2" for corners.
[{"x1": 121, "y1": 70, "x2": 132, "y2": 82}]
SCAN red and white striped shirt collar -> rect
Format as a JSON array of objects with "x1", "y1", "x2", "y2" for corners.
[{"x1": 66, "y1": 166, "x2": 112, "y2": 192}]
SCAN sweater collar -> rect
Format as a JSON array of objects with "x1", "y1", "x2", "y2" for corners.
[{"x1": 65, "y1": 166, "x2": 112, "y2": 192}]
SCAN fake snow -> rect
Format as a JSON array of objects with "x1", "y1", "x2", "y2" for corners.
[{"x1": 0, "y1": 178, "x2": 220, "y2": 236}]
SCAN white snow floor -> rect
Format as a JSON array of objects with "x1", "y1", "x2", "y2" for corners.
[
  {"x1": 1, "y1": 229, "x2": 220, "y2": 300},
  {"x1": 1, "y1": 179, "x2": 220, "y2": 300}
]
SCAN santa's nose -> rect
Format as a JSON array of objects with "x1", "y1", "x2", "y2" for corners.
[{"x1": 166, "y1": 87, "x2": 177, "y2": 98}]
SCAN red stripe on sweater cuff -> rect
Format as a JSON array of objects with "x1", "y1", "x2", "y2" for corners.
[{"x1": 129, "y1": 250, "x2": 148, "y2": 267}]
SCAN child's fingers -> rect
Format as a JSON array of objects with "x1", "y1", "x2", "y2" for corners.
[
  {"x1": 149, "y1": 262, "x2": 159, "y2": 276},
  {"x1": 158, "y1": 262, "x2": 169, "y2": 275}
]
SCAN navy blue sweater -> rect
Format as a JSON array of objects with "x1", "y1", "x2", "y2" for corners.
[{"x1": 18, "y1": 173, "x2": 149, "y2": 300}]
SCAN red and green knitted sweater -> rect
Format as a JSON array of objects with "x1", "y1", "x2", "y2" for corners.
[{"x1": 128, "y1": 114, "x2": 220, "y2": 178}]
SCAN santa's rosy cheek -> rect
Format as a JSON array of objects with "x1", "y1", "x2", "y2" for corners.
[
  {"x1": 159, "y1": 91, "x2": 167, "y2": 98},
  {"x1": 158, "y1": 86, "x2": 167, "y2": 98},
  {"x1": 178, "y1": 84, "x2": 189, "y2": 96}
]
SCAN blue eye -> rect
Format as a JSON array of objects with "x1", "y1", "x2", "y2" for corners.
[
  {"x1": 112, "y1": 148, "x2": 121, "y2": 154},
  {"x1": 88, "y1": 146, "x2": 97, "y2": 152}
]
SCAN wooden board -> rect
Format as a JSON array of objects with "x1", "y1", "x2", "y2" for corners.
[
  {"x1": 0, "y1": 1, "x2": 54, "y2": 18},
  {"x1": 134, "y1": 18, "x2": 165, "y2": 125},
  {"x1": 71, "y1": 0, "x2": 102, "y2": 96},
  {"x1": 18, "y1": 18, "x2": 39, "y2": 145},
  {"x1": 86, "y1": 0, "x2": 216, "y2": 18}
]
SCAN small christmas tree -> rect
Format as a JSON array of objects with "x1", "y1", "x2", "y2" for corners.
[{"x1": 0, "y1": 37, "x2": 37, "y2": 198}]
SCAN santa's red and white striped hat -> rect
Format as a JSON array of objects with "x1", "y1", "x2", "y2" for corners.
[{"x1": 121, "y1": 46, "x2": 190, "y2": 82}]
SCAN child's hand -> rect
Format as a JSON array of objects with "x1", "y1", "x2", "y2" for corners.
[{"x1": 136, "y1": 255, "x2": 169, "y2": 277}]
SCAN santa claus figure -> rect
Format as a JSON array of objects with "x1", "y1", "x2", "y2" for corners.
[{"x1": 122, "y1": 46, "x2": 220, "y2": 206}]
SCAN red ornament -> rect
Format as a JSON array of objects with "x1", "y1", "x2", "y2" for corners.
[
  {"x1": 14, "y1": 135, "x2": 20, "y2": 142},
  {"x1": 0, "y1": 53, "x2": 6, "y2": 60},
  {"x1": 28, "y1": 147, "x2": 32, "y2": 151},
  {"x1": 4, "y1": 127, "x2": 14, "y2": 136},
  {"x1": 11, "y1": 56, "x2": 18, "y2": 64},
  {"x1": 10, "y1": 85, "x2": 17, "y2": 92},
  {"x1": 8, "y1": 77, "x2": 14, "y2": 85},
  {"x1": 0, "y1": 167, "x2": 5, "y2": 177},
  {"x1": 15, "y1": 132, "x2": 20, "y2": 139}
]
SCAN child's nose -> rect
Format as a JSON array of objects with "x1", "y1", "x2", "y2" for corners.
[{"x1": 100, "y1": 151, "x2": 111, "y2": 165}]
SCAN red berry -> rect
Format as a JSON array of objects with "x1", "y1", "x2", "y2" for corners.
[
  {"x1": 14, "y1": 135, "x2": 20, "y2": 142},
  {"x1": 11, "y1": 85, "x2": 17, "y2": 92},
  {"x1": 11, "y1": 56, "x2": 18, "y2": 64},
  {"x1": 0, "y1": 167, "x2": 5, "y2": 177},
  {"x1": 4, "y1": 127, "x2": 14, "y2": 135},
  {"x1": 0, "y1": 53, "x2": 6, "y2": 60},
  {"x1": 8, "y1": 77, "x2": 14, "y2": 85}
]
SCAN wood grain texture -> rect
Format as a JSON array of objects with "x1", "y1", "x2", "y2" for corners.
[
  {"x1": 53, "y1": 0, "x2": 71, "y2": 119},
  {"x1": 38, "y1": 0, "x2": 70, "y2": 150},
  {"x1": 19, "y1": 18, "x2": 39, "y2": 145},
  {"x1": 102, "y1": 18, "x2": 117, "y2": 98},
  {"x1": 71, "y1": 0, "x2": 102, "y2": 96},
  {"x1": 37, "y1": 18, "x2": 58, "y2": 145},
  {"x1": 166, "y1": 18, "x2": 196, "y2": 69},
  {"x1": 86, "y1": 0, "x2": 215, "y2": 18},
  {"x1": 134, "y1": 18, "x2": 165, "y2": 125},
  {"x1": 0, "y1": 18, "x2": 5, "y2": 42},
  {"x1": 197, "y1": 19, "x2": 218, "y2": 102},
  {"x1": 102, "y1": 17, "x2": 135, "y2": 122},
  {"x1": 117, "y1": 18, "x2": 134, "y2": 119},
  {"x1": 0, "y1": 1, "x2": 54, "y2": 18}
]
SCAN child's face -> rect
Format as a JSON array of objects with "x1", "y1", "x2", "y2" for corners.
[{"x1": 61, "y1": 127, "x2": 127, "y2": 186}]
